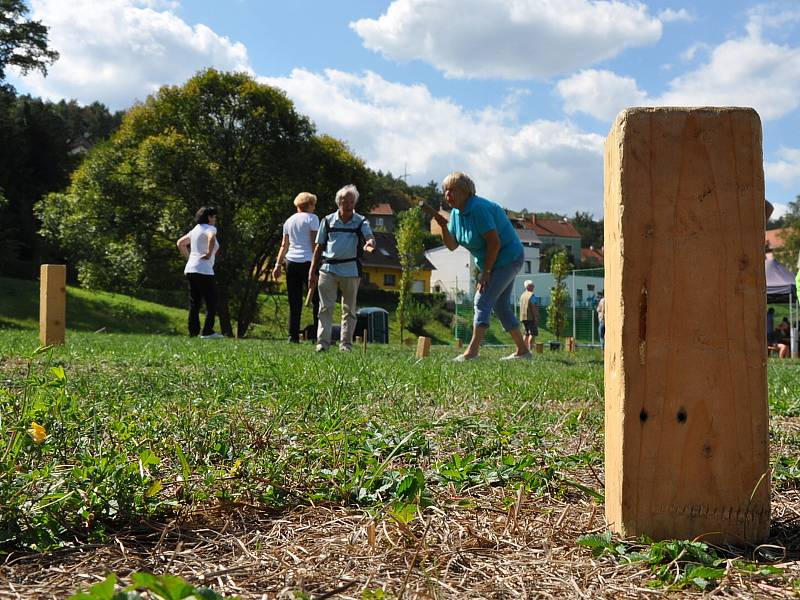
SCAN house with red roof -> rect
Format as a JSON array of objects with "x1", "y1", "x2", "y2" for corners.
[
  {"x1": 367, "y1": 203, "x2": 396, "y2": 233},
  {"x1": 521, "y1": 215, "x2": 582, "y2": 260}
]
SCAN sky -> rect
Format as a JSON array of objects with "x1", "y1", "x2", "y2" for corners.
[{"x1": 8, "y1": 0, "x2": 800, "y2": 219}]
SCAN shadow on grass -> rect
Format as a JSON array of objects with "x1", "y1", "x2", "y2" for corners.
[{"x1": 67, "y1": 294, "x2": 181, "y2": 335}]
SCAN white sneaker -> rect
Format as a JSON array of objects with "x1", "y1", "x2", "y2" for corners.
[
  {"x1": 500, "y1": 351, "x2": 532, "y2": 361},
  {"x1": 200, "y1": 332, "x2": 224, "y2": 339},
  {"x1": 340, "y1": 345, "x2": 353, "y2": 352},
  {"x1": 452, "y1": 353, "x2": 478, "y2": 362},
  {"x1": 315, "y1": 344, "x2": 327, "y2": 353}
]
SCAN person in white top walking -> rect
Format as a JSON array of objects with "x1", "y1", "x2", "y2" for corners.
[
  {"x1": 176, "y1": 206, "x2": 223, "y2": 338},
  {"x1": 272, "y1": 192, "x2": 320, "y2": 343}
]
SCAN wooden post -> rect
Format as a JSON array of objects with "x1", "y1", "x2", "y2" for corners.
[
  {"x1": 415, "y1": 336, "x2": 431, "y2": 358},
  {"x1": 535, "y1": 342, "x2": 543, "y2": 354},
  {"x1": 455, "y1": 339, "x2": 463, "y2": 349},
  {"x1": 363, "y1": 329, "x2": 368, "y2": 354},
  {"x1": 39, "y1": 264, "x2": 66, "y2": 346},
  {"x1": 566, "y1": 336, "x2": 576, "y2": 352},
  {"x1": 604, "y1": 108, "x2": 770, "y2": 544}
]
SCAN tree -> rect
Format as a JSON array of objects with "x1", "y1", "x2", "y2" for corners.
[
  {"x1": 776, "y1": 195, "x2": 800, "y2": 271},
  {"x1": 547, "y1": 249, "x2": 570, "y2": 343},
  {"x1": 539, "y1": 242, "x2": 575, "y2": 273},
  {"x1": 0, "y1": 89, "x2": 121, "y2": 272},
  {"x1": 395, "y1": 206, "x2": 426, "y2": 343},
  {"x1": 38, "y1": 69, "x2": 371, "y2": 338},
  {"x1": 0, "y1": 0, "x2": 59, "y2": 81},
  {"x1": 571, "y1": 211, "x2": 604, "y2": 249}
]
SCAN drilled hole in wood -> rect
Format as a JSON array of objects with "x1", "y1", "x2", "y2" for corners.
[
  {"x1": 639, "y1": 409, "x2": 648, "y2": 423},
  {"x1": 677, "y1": 408, "x2": 687, "y2": 424}
]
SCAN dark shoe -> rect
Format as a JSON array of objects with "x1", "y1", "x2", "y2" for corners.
[{"x1": 288, "y1": 336, "x2": 300, "y2": 344}]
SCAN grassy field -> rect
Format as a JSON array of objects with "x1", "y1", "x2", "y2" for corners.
[
  {"x1": 1, "y1": 322, "x2": 800, "y2": 599},
  {"x1": 0, "y1": 275, "x2": 521, "y2": 345}
]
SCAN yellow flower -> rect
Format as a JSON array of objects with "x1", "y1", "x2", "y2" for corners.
[{"x1": 27, "y1": 422, "x2": 47, "y2": 444}]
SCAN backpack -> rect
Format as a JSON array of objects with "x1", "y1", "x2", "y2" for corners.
[{"x1": 320, "y1": 213, "x2": 368, "y2": 276}]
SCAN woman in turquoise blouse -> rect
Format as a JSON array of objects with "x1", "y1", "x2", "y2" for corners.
[{"x1": 431, "y1": 172, "x2": 532, "y2": 361}]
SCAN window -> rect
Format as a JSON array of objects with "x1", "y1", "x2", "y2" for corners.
[
  {"x1": 524, "y1": 260, "x2": 532, "y2": 274},
  {"x1": 383, "y1": 273, "x2": 396, "y2": 286},
  {"x1": 376, "y1": 217, "x2": 384, "y2": 226}
]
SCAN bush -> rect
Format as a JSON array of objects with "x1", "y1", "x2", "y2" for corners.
[{"x1": 405, "y1": 301, "x2": 432, "y2": 335}]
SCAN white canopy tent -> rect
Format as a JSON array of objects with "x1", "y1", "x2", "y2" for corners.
[{"x1": 766, "y1": 253, "x2": 798, "y2": 356}]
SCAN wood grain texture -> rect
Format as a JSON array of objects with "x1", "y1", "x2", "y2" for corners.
[
  {"x1": 604, "y1": 108, "x2": 770, "y2": 543},
  {"x1": 39, "y1": 264, "x2": 66, "y2": 346}
]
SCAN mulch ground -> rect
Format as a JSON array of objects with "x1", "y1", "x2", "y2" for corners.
[{"x1": 4, "y1": 483, "x2": 800, "y2": 599}]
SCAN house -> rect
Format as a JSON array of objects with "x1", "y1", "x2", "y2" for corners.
[
  {"x1": 425, "y1": 244, "x2": 475, "y2": 301},
  {"x1": 517, "y1": 228, "x2": 541, "y2": 275},
  {"x1": 361, "y1": 231, "x2": 433, "y2": 292},
  {"x1": 581, "y1": 246, "x2": 604, "y2": 266},
  {"x1": 766, "y1": 228, "x2": 789, "y2": 253},
  {"x1": 367, "y1": 203, "x2": 396, "y2": 233},
  {"x1": 523, "y1": 215, "x2": 582, "y2": 260}
]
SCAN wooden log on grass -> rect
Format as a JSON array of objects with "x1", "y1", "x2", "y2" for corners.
[
  {"x1": 604, "y1": 107, "x2": 770, "y2": 544},
  {"x1": 415, "y1": 336, "x2": 431, "y2": 358},
  {"x1": 40, "y1": 264, "x2": 66, "y2": 346},
  {"x1": 535, "y1": 342, "x2": 543, "y2": 354}
]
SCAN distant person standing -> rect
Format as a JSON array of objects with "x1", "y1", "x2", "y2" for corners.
[
  {"x1": 177, "y1": 206, "x2": 223, "y2": 339},
  {"x1": 272, "y1": 192, "x2": 320, "y2": 343},
  {"x1": 309, "y1": 184, "x2": 375, "y2": 352},
  {"x1": 596, "y1": 290, "x2": 606, "y2": 350},
  {"x1": 518, "y1": 280, "x2": 539, "y2": 351}
]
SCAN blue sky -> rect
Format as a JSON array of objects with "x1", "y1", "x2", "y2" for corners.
[{"x1": 9, "y1": 0, "x2": 800, "y2": 218}]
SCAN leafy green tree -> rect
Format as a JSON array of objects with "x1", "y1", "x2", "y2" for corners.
[
  {"x1": 396, "y1": 206, "x2": 426, "y2": 343},
  {"x1": 39, "y1": 69, "x2": 371, "y2": 338},
  {"x1": 539, "y1": 242, "x2": 575, "y2": 273},
  {"x1": 0, "y1": 0, "x2": 59, "y2": 80},
  {"x1": 0, "y1": 90, "x2": 120, "y2": 272},
  {"x1": 775, "y1": 195, "x2": 800, "y2": 271},
  {"x1": 571, "y1": 211, "x2": 604, "y2": 249},
  {"x1": 547, "y1": 249, "x2": 570, "y2": 342}
]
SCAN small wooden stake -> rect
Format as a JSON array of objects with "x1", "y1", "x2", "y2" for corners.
[
  {"x1": 363, "y1": 329, "x2": 368, "y2": 354},
  {"x1": 455, "y1": 339, "x2": 463, "y2": 349},
  {"x1": 535, "y1": 342, "x2": 543, "y2": 354},
  {"x1": 40, "y1": 264, "x2": 66, "y2": 346},
  {"x1": 415, "y1": 336, "x2": 431, "y2": 358}
]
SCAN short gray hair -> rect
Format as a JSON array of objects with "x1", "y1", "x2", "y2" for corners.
[
  {"x1": 335, "y1": 184, "x2": 359, "y2": 206},
  {"x1": 442, "y1": 172, "x2": 476, "y2": 197}
]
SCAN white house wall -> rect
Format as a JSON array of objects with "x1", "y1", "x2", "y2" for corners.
[{"x1": 425, "y1": 245, "x2": 475, "y2": 301}]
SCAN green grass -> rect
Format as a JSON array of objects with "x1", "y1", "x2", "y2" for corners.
[
  {"x1": 0, "y1": 327, "x2": 602, "y2": 551},
  {"x1": 3, "y1": 280, "x2": 799, "y2": 595},
  {"x1": 0, "y1": 275, "x2": 539, "y2": 344}
]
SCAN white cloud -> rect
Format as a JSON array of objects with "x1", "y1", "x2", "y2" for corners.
[
  {"x1": 680, "y1": 42, "x2": 709, "y2": 62},
  {"x1": 556, "y1": 69, "x2": 647, "y2": 122},
  {"x1": 557, "y1": 9, "x2": 800, "y2": 122},
  {"x1": 14, "y1": 0, "x2": 251, "y2": 109},
  {"x1": 261, "y1": 69, "x2": 605, "y2": 215},
  {"x1": 765, "y1": 147, "x2": 800, "y2": 189},
  {"x1": 351, "y1": 0, "x2": 662, "y2": 79},
  {"x1": 658, "y1": 8, "x2": 693, "y2": 23}
]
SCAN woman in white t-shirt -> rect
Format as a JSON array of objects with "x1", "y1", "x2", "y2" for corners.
[
  {"x1": 176, "y1": 206, "x2": 223, "y2": 338},
  {"x1": 272, "y1": 192, "x2": 320, "y2": 343}
]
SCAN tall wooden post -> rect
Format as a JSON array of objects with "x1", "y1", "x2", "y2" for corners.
[
  {"x1": 40, "y1": 264, "x2": 67, "y2": 346},
  {"x1": 604, "y1": 108, "x2": 770, "y2": 544}
]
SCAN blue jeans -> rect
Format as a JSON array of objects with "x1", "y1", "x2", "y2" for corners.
[
  {"x1": 473, "y1": 254, "x2": 523, "y2": 331},
  {"x1": 599, "y1": 322, "x2": 605, "y2": 349}
]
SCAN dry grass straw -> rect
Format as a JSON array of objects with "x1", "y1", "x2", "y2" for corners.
[{"x1": 4, "y1": 467, "x2": 800, "y2": 599}]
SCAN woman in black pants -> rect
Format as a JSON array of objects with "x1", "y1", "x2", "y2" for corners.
[
  {"x1": 272, "y1": 192, "x2": 320, "y2": 343},
  {"x1": 177, "y1": 206, "x2": 223, "y2": 338}
]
